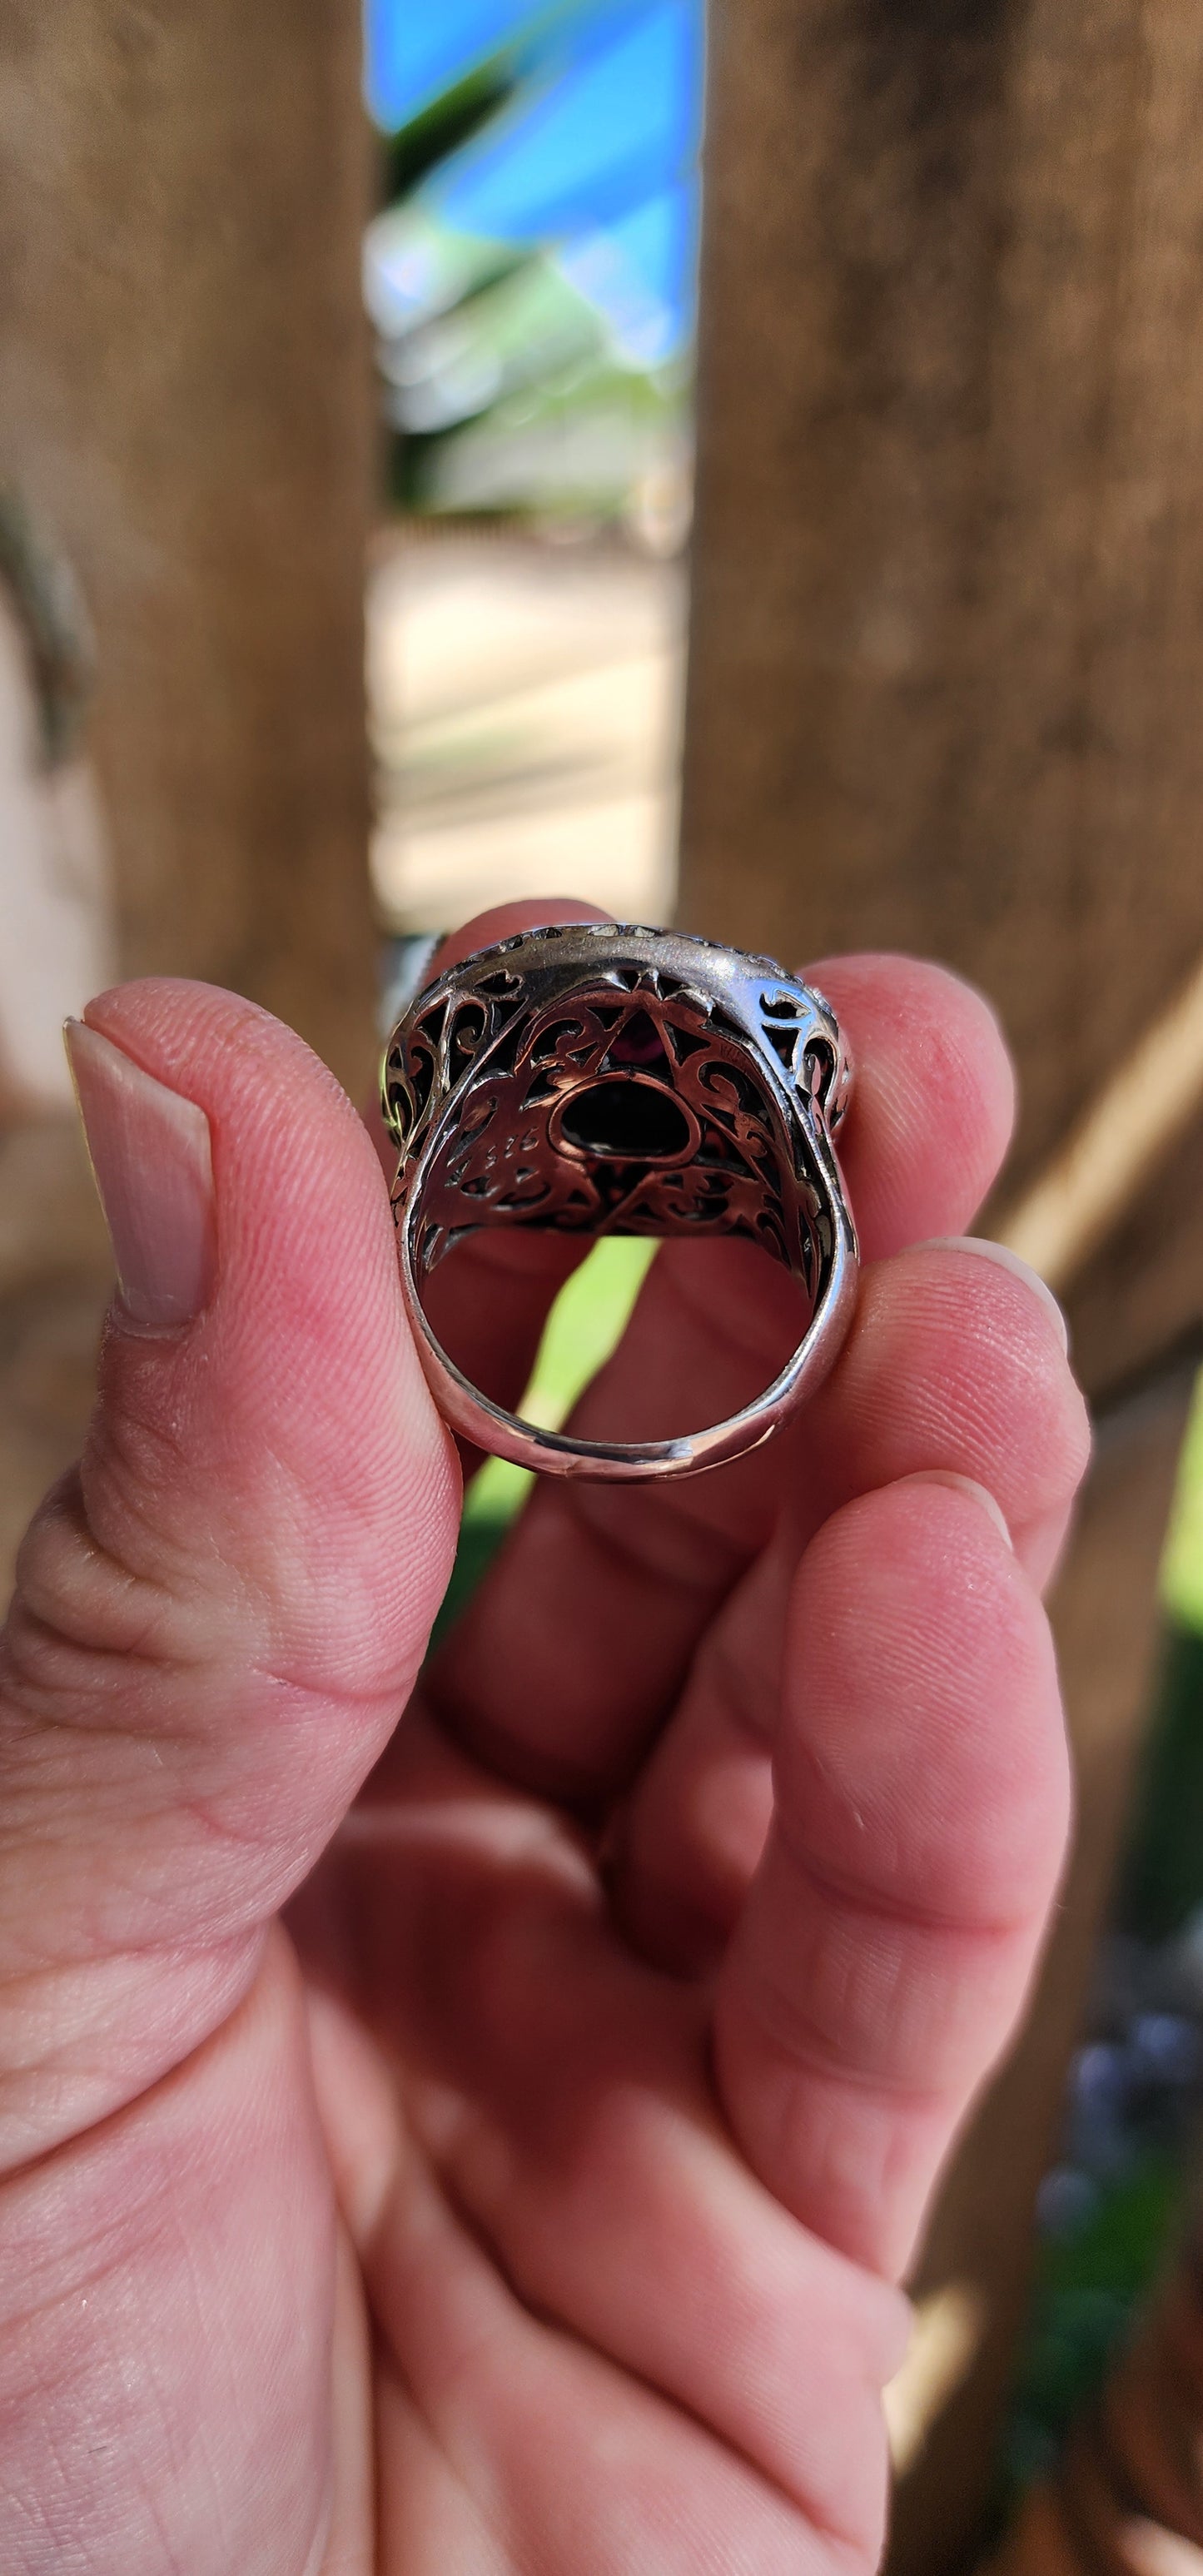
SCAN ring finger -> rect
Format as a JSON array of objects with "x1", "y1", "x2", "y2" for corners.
[{"x1": 609, "y1": 1237, "x2": 1088, "y2": 1972}]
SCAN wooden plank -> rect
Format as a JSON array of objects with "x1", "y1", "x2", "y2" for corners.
[
  {"x1": 0, "y1": 0, "x2": 376, "y2": 1097},
  {"x1": 1055, "y1": 1121, "x2": 1203, "y2": 1405},
  {"x1": 0, "y1": 1116, "x2": 111, "y2": 1599},
  {"x1": 0, "y1": 2, "x2": 378, "y2": 1600},
  {"x1": 887, "y1": 1364, "x2": 1193, "y2": 2575},
  {"x1": 679, "y1": 0, "x2": 1203, "y2": 1393}
]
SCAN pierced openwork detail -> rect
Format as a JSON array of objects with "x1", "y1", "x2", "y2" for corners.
[
  {"x1": 382, "y1": 937, "x2": 849, "y2": 1305},
  {"x1": 380, "y1": 923, "x2": 858, "y2": 1483}
]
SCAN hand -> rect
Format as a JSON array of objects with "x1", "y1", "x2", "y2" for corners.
[{"x1": 0, "y1": 908, "x2": 1089, "y2": 2574}]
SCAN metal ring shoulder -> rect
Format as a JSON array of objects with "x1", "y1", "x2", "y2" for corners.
[{"x1": 381, "y1": 922, "x2": 858, "y2": 1482}]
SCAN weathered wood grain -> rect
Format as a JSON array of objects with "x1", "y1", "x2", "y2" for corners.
[
  {"x1": 680, "y1": 0, "x2": 1203, "y2": 1391},
  {"x1": 0, "y1": 0, "x2": 376, "y2": 1096}
]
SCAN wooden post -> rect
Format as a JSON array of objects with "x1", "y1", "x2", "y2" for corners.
[
  {"x1": 0, "y1": 0, "x2": 376, "y2": 1098},
  {"x1": 0, "y1": 2, "x2": 376, "y2": 1602},
  {"x1": 680, "y1": 0, "x2": 1203, "y2": 1398}
]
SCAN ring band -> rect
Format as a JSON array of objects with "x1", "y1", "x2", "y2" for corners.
[{"x1": 381, "y1": 922, "x2": 858, "y2": 1482}]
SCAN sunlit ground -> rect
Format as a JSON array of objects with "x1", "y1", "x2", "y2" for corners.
[{"x1": 367, "y1": 525, "x2": 685, "y2": 934}]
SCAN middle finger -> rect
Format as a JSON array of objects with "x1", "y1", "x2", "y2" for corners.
[{"x1": 427, "y1": 954, "x2": 1018, "y2": 1802}]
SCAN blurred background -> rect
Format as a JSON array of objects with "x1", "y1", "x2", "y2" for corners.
[
  {"x1": 4, "y1": 4, "x2": 1203, "y2": 2569},
  {"x1": 363, "y1": 0, "x2": 698, "y2": 952}
]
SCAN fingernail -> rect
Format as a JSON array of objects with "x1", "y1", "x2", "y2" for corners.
[
  {"x1": 64, "y1": 1019, "x2": 216, "y2": 1329},
  {"x1": 898, "y1": 1470, "x2": 1014, "y2": 1551},
  {"x1": 919, "y1": 1235, "x2": 1070, "y2": 1355}
]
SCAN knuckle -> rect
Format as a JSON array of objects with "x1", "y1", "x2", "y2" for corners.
[
  {"x1": 8, "y1": 1470, "x2": 177, "y2": 1685},
  {"x1": 783, "y1": 1488, "x2": 1070, "y2": 1922},
  {"x1": 848, "y1": 1252, "x2": 1091, "y2": 1522}
]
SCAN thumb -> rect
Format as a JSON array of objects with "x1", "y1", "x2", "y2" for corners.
[{"x1": 0, "y1": 978, "x2": 458, "y2": 2169}]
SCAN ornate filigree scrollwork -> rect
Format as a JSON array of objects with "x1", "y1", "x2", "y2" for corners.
[
  {"x1": 380, "y1": 924, "x2": 858, "y2": 1482},
  {"x1": 382, "y1": 927, "x2": 849, "y2": 1310}
]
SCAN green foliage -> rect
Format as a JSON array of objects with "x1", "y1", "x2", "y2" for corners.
[
  {"x1": 380, "y1": 63, "x2": 518, "y2": 207},
  {"x1": 1117, "y1": 1623, "x2": 1203, "y2": 1941},
  {"x1": 426, "y1": 1239, "x2": 657, "y2": 1653},
  {"x1": 1007, "y1": 2156, "x2": 1181, "y2": 2489}
]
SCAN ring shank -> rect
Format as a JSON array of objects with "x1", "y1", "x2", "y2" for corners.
[{"x1": 397, "y1": 1181, "x2": 858, "y2": 1482}]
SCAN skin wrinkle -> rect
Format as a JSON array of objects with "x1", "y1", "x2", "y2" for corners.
[
  {"x1": 750, "y1": 2081, "x2": 947, "y2": 2287},
  {"x1": 616, "y1": 1389, "x2": 1061, "y2": 1952},
  {"x1": 429, "y1": 1486, "x2": 747, "y2": 1798},
  {"x1": 368, "y1": 2197, "x2": 547, "y2": 2573},
  {"x1": 14, "y1": 2277, "x2": 281, "y2": 2576},
  {"x1": 773, "y1": 1786, "x2": 1042, "y2": 1942},
  {"x1": 0, "y1": 1943, "x2": 268, "y2": 2179},
  {"x1": 0, "y1": 1944, "x2": 338, "y2": 2562},
  {"x1": 2, "y1": 1689, "x2": 290, "y2": 1947},
  {"x1": 731, "y1": 1894, "x2": 1010, "y2": 2106},
  {"x1": 0, "y1": 1624, "x2": 186, "y2": 1740},
  {"x1": 12, "y1": 1509, "x2": 187, "y2": 1669},
  {"x1": 81, "y1": 1399, "x2": 229, "y2": 1599},
  {"x1": 2, "y1": 1681, "x2": 397, "y2": 1975},
  {"x1": 778, "y1": 1709, "x2": 1061, "y2": 1927},
  {"x1": 372, "y1": 1849, "x2": 905, "y2": 2529},
  {"x1": 8, "y1": 1439, "x2": 440, "y2": 1772},
  {"x1": 566, "y1": 1476, "x2": 753, "y2": 1600},
  {"x1": 813, "y1": 1256, "x2": 1086, "y2": 1514},
  {"x1": 373, "y1": 2370, "x2": 511, "y2": 2576},
  {"x1": 0, "y1": 2060, "x2": 216, "y2": 2182},
  {"x1": 850, "y1": 1329, "x2": 1046, "y2": 1473},
  {"x1": 695, "y1": 1613, "x2": 784, "y2": 1755},
  {"x1": 432, "y1": 2128, "x2": 889, "y2": 2557},
  {"x1": 12, "y1": 1555, "x2": 264, "y2": 1720},
  {"x1": 373, "y1": 2152, "x2": 873, "y2": 2573},
  {"x1": 2, "y1": 2173, "x2": 192, "y2": 2342},
  {"x1": 726, "y1": 1978, "x2": 958, "y2": 2143},
  {"x1": 385, "y1": 2339, "x2": 580, "y2": 2576},
  {"x1": 642, "y1": 1242, "x2": 806, "y2": 1380},
  {"x1": 82, "y1": 1400, "x2": 435, "y2": 1692},
  {"x1": 0, "y1": 1933, "x2": 261, "y2": 2047}
]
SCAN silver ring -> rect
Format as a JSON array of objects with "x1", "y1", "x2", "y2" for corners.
[{"x1": 381, "y1": 922, "x2": 858, "y2": 1482}]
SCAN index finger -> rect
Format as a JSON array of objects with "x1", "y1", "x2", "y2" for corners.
[{"x1": 430, "y1": 952, "x2": 1017, "y2": 1799}]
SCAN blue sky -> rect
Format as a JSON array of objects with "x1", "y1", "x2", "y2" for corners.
[{"x1": 365, "y1": 0, "x2": 703, "y2": 364}]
